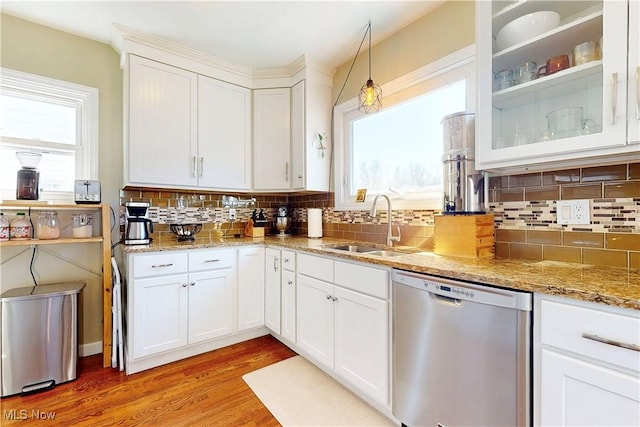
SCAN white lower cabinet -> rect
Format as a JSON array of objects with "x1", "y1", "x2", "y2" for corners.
[
  {"x1": 281, "y1": 250, "x2": 296, "y2": 343},
  {"x1": 264, "y1": 248, "x2": 281, "y2": 333},
  {"x1": 535, "y1": 294, "x2": 640, "y2": 426},
  {"x1": 187, "y1": 268, "x2": 234, "y2": 344},
  {"x1": 333, "y1": 285, "x2": 389, "y2": 404},
  {"x1": 297, "y1": 274, "x2": 335, "y2": 367},
  {"x1": 296, "y1": 253, "x2": 390, "y2": 406},
  {"x1": 540, "y1": 349, "x2": 639, "y2": 426},
  {"x1": 237, "y1": 247, "x2": 265, "y2": 331},
  {"x1": 132, "y1": 273, "x2": 189, "y2": 358},
  {"x1": 125, "y1": 248, "x2": 268, "y2": 374}
]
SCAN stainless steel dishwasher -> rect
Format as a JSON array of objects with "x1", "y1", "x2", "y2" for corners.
[{"x1": 392, "y1": 269, "x2": 532, "y2": 427}]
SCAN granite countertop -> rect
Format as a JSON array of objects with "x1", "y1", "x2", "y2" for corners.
[{"x1": 122, "y1": 236, "x2": 640, "y2": 311}]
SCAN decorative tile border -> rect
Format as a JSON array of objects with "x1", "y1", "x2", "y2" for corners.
[{"x1": 489, "y1": 198, "x2": 640, "y2": 233}]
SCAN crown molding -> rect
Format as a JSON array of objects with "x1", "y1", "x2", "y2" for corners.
[{"x1": 111, "y1": 23, "x2": 335, "y2": 89}]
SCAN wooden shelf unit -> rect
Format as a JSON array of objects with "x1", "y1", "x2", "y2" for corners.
[{"x1": 0, "y1": 202, "x2": 114, "y2": 368}]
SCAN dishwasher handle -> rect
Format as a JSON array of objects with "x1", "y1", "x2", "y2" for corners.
[{"x1": 432, "y1": 293, "x2": 463, "y2": 306}]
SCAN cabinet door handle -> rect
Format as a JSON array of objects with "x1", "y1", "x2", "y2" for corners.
[
  {"x1": 326, "y1": 294, "x2": 332, "y2": 300},
  {"x1": 190, "y1": 282, "x2": 196, "y2": 286},
  {"x1": 283, "y1": 258, "x2": 289, "y2": 263},
  {"x1": 182, "y1": 283, "x2": 188, "y2": 288},
  {"x1": 582, "y1": 332, "x2": 640, "y2": 352},
  {"x1": 610, "y1": 72, "x2": 618, "y2": 125},
  {"x1": 152, "y1": 263, "x2": 173, "y2": 268},
  {"x1": 285, "y1": 162, "x2": 289, "y2": 182},
  {"x1": 332, "y1": 296, "x2": 338, "y2": 302},
  {"x1": 199, "y1": 157, "x2": 204, "y2": 178},
  {"x1": 273, "y1": 257, "x2": 279, "y2": 272},
  {"x1": 203, "y1": 259, "x2": 220, "y2": 263},
  {"x1": 636, "y1": 65, "x2": 640, "y2": 120},
  {"x1": 287, "y1": 280, "x2": 293, "y2": 285},
  {"x1": 192, "y1": 156, "x2": 197, "y2": 178}
]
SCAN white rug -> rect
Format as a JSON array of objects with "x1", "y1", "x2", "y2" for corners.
[{"x1": 243, "y1": 356, "x2": 396, "y2": 427}]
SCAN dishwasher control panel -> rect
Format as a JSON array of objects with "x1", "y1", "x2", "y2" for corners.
[
  {"x1": 391, "y1": 269, "x2": 532, "y2": 311},
  {"x1": 434, "y1": 283, "x2": 475, "y2": 299}
]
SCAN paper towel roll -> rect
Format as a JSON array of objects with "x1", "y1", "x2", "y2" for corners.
[{"x1": 307, "y1": 208, "x2": 323, "y2": 238}]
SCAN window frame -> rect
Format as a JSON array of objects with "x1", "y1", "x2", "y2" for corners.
[
  {"x1": 333, "y1": 45, "x2": 475, "y2": 211},
  {"x1": 0, "y1": 68, "x2": 99, "y2": 202}
]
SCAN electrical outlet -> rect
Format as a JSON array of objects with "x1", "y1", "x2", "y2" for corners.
[
  {"x1": 229, "y1": 208, "x2": 236, "y2": 221},
  {"x1": 556, "y1": 199, "x2": 590, "y2": 225}
]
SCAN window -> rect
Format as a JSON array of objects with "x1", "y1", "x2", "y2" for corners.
[
  {"x1": 334, "y1": 46, "x2": 475, "y2": 211},
  {"x1": 0, "y1": 68, "x2": 98, "y2": 202}
]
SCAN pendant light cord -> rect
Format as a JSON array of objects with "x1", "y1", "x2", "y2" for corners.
[
  {"x1": 327, "y1": 21, "x2": 372, "y2": 203},
  {"x1": 367, "y1": 22, "x2": 372, "y2": 80}
]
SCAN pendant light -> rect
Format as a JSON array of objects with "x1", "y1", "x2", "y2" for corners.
[{"x1": 358, "y1": 21, "x2": 382, "y2": 113}]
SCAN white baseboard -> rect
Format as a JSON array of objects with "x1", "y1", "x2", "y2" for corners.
[{"x1": 80, "y1": 341, "x2": 102, "y2": 357}]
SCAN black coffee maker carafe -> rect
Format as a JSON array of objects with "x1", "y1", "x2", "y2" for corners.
[{"x1": 16, "y1": 152, "x2": 42, "y2": 200}]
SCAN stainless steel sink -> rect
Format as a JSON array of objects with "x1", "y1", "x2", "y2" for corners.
[
  {"x1": 367, "y1": 250, "x2": 405, "y2": 257},
  {"x1": 326, "y1": 245, "x2": 406, "y2": 258},
  {"x1": 329, "y1": 245, "x2": 381, "y2": 253}
]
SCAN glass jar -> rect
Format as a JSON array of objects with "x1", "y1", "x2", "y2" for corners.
[
  {"x1": 37, "y1": 211, "x2": 60, "y2": 240},
  {"x1": 10, "y1": 212, "x2": 31, "y2": 240},
  {"x1": 0, "y1": 213, "x2": 10, "y2": 241},
  {"x1": 72, "y1": 214, "x2": 93, "y2": 238}
]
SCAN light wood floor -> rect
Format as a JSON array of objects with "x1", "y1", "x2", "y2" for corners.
[{"x1": 0, "y1": 335, "x2": 297, "y2": 426}]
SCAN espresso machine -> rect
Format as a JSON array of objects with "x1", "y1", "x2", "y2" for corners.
[
  {"x1": 124, "y1": 201, "x2": 153, "y2": 245},
  {"x1": 441, "y1": 112, "x2": 484, "y2": 214}
]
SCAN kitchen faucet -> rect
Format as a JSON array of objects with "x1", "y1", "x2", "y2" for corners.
[{"x1": 369, "y1": 194, "x2": 401, "y2": 247}]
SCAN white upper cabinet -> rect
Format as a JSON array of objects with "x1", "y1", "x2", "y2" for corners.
[
  {"x1": 253, "y1": 88, "x2": 292, "y2": 190},
  {"x1": 476, "y1": 1, "x2": 638, "y2": 172},
  {"x1": 127, "y1": 55, "x2": 198, "y2": 187},
  {"x1": 628, "y1": 0, "x2": 640, "y2": 145},
  {"x1": 126, "y1": 55, "x2": 251, "y2": 190},
  {"x1": 197, "y1": 75, "x2": 252, "y2": 190},
  {"x1": 291, "y1": 80, "x2": 331, "y2": 191}
]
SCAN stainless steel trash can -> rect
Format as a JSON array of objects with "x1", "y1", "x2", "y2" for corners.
[{"x1": 1, "y1": 281, "x2": 85, "y2": 397}]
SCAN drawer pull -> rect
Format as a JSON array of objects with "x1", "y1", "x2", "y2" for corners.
[
  {"x1": 203, "y1": 259, "x2": 220, "y2": 263},
  {"x1": 582, "y1": 332, "x2": 640, "y2": 352},
  {"x1": 152, "y1": 263, "x2": 173, "y2": 268}
]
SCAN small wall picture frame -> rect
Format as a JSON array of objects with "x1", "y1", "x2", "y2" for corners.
[{"x1": 355, "y1": 188, "x2": 367, "y2": 203}]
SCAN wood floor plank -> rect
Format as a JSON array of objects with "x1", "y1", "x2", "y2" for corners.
[{"x1": 0, "y1": 335, "x2": 296, "y2": 426}]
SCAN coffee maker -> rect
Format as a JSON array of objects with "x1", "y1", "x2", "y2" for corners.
[
  {"x1": 16, "y1": 152, "x2": 42, "y2": 200},
  {"x1": 441, "y1": 112, "x2": 484, "y2": 214},
  {"x1": 124, "y1": 201, "x2": 153, "y2": 245}
]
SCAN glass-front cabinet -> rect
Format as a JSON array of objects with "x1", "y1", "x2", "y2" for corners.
[{"x1": 476, "y1": 1, "x2": 639, "y2": 172}]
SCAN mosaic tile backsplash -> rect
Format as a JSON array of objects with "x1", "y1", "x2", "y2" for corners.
[{"x1": 121, "y1": 162, "x2": 639, "y2": 267}]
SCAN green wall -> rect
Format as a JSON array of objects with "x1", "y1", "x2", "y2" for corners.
[{"x1": 1, "y1": 13, "x2": 122, "y2": 348}]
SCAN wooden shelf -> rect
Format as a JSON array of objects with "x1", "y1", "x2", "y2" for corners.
[
  {"x1": 0, "y1": 237, "x2": 104, "y2": 247},
  {"x1": 0, "y1": 202, "x2": 114, "y2": 368},
  {"x1": 0, "y1": 201, "x2": 106, "y2": 210}
]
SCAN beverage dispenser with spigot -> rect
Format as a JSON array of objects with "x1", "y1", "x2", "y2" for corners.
[{"x1": 441, "y1": 112, "x2": 484, "y2": 214}]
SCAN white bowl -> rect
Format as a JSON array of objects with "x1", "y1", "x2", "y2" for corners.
[{"x1": 496, "y1": 11, "x2": 560, "y2": 51}]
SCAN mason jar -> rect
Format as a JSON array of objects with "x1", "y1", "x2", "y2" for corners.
[{"x1": 37, "y1": 211, "x2": 60, "y2": 240}]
